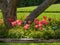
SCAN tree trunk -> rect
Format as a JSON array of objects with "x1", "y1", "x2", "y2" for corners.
[
  {"x1": 0, "y1": 0, "x2": 17, "y2": 28},
  {"x1": 24, "y1": 0, "x2": 57, "y2": 25}
]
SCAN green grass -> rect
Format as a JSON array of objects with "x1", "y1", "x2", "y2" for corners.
[
  {"x1": 0, "y1": 4, "x2": 60, "y2": 19},
  {"x1": 17, "y1": 4, "x2": 60, "y2": 11},
  {"x1": 17, "y1": 4, "x2": 60, "y2": 20},
  {"x1": 0, "y1": 43, "x2": 60, "y2": 45}
]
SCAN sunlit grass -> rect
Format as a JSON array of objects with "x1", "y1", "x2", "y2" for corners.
[
  {"x1": 17, "y1": 4, "x2": 60, "y2": 11},
  {"x1": 0, "y1": 43, "x2": 60, "y2": 45}
]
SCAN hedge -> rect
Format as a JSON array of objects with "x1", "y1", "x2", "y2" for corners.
[
  {"x1": 17, "y1": 0, "x2": 60, "y2": 7},
  {"x1": 17, "y1": 0, "x2": 44, "y2": 7}
]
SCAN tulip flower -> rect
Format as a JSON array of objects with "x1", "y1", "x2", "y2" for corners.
[
  {"x1": 16, "y1": 20, "x2": 22, "y2": 23},
  {"x1": 8, "y1": 17, "x2": 14, "y2": 22},
  {"x1": 17, "y1": 22, "x2": 22, "y2": 26},
  {"x1": 35, "y1": 25, "x2": 39, "y2": 29},
  {"x1": 11, "y1": 21, "x2": 16, "y2": 26},
  {"x1": 39, "y1": 27, "x2": 42, "y2": 30},
  {"x1": 48, "y1": 18, "x2": 51, "y2": 21},
  {"x1": 43, "y1": 16, "x2": 47, "y2": 20},
  {"x1": 38, "y1": 21, "x2": 42, "y2": 24},
  {"x1": 34, "y1": 21, "x2": 39, "y2": 25},
  {"x1": 34, "y1": 18, "x2": 39, "y2": 22},
  {"x1": 24, "y1": 24, "x2": 30, "y2": 29},
  {"x1": 39, "y1": 23, "x2": 43, "y2": 27},
  {"x1": 25, "y1": 24, "x2": 30, "y2": 27},
  {"x1": 41, "y1": 19, "x2": 48, "y2": 24},
  {"x1": 16, "y1": 20, "x2": 22, "y2": 26}
]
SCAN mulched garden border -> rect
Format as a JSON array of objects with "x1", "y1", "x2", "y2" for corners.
[{"x1": 0, "y1": 38, "x2": 60, "y2": 43}]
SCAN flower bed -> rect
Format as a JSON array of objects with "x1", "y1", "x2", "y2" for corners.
[{"x1": 0, "y1": 16, "x2": 60, "y2": 42}]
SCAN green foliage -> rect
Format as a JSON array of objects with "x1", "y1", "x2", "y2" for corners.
[
  {"x1": 55, "y1": 29, "x2": 60, "y2": 39},
  {"x1": 0, "y1": 43, "x2": 60, "y2": 45},
  {"x1": 17, "y1": 0, "x2": 44, "y2": 7},
  {"x1": 43, "y1": 30, "x2": 55, "y2": 39},
  {"x1": 8, "y1": 28, "x2": 23, "y2": 38}
]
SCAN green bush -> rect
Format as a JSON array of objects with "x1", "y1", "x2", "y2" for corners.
[
  {"x1": 28, "y1": 30, "x2": 45, "y2": 39},
  {"x1": 55, "y1": 29, "x2": 60, "y2": 39},
  {"x1": 8, "y1": 29, "x2": 23, "y2": 38},
  {"x1": 7, "y1": 29, "x2": 56, "y2": 39},
  {"x1": 43, "y1": 30, "x2": 55, "y2": 39},
  {"x1": 17, "y1": 0, "x2": 44, "y2": 7}
]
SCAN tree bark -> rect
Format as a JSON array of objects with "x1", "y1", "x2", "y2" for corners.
[
  {"x1": 24, "y1": 0, "x2": 57, "y2": 25},
  {"x1": 0, "y1": 0, "x2": 17, "y2": 28}
]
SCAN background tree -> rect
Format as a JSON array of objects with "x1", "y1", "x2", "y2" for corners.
[{"x1": 0, "y1": 0, "x2": 17, "y2": 28}]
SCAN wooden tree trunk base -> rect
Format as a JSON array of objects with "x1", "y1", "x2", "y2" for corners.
[{"x1": 0, "y1": 38, "x2": 60, "y2": 43}]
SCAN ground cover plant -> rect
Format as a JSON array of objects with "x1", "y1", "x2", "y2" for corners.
[{"x1": 0, "y1": 4, "x2": 60, "y2": 39}]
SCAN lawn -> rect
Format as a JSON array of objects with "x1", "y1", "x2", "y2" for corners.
[
  {"x1": 0, "y1": 4, "x2": 60, "y2": 19},
  {"x1": 17, "y1": 4, "x2": 60, "y2": 19},
  {"x1": 0, "y1": 4, "x2": 60, "y2": 44},
  {"x1": 0, "y1": 43, "x2": 60, "y2": 45}
]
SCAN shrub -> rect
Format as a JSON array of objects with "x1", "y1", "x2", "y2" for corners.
[
  {"x1": 28, "y1": 30, "x2": 45, "y2": 39},
  {"x1": 55, "y1": 29, "x2": 60, "y2": 39},
  {"x1": 17, "y1": 0, "x2": 44, "y2": 7},
  {"x1": 43, "y1": 30, "x2": 55, "y2": 39},
  {"x1": 8, "y1": 29, "x2": 23, "y2": 38}
]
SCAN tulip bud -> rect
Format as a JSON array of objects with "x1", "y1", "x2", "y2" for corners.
[
  {"x1": 43, "y1": 16, "x2": 47, "y2": 20},
  {"x1": 48, "y1": 18, "x2": 51, "y2": 21},
  {"x1": 8, "y1": 17, "x2": 14, "y2": 22}
]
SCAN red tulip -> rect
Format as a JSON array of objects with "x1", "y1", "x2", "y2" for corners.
[
  {"x1": 39, "y1": 23, "x2": 43, "y2": 27},
  {"x1": 24, "y1": 26, "x2": 28, "y2": 29},
  {"x1": 41, "y1": 19, "x2": 46, "y2": 24},
  {"x1": 42, "y1": 19, "x2": 48, "y2": 25},
  {"x1": 16, "y1": 20, "x2": 22, "y2": 26},
  {"x1": 8, "y1": 17, "x2": 14, "y2": 22},
  {"x1": 43, "y1": 16, "x2": 47, "y2": 20},
  {"x1": 17, "y1": 22, "x2": 22, "y2": 26},
  {"x1": 35, "y1": 25, "x2": 39, "y2": 29},
  {"x1": 16, "y1": 20, "x2": 22, "y2": 23},
  {"x1": 48, "y1": 18, "x2": 51, "y2": 21},
  {"x1": 11, "y1": 21, "x2": 16, "y2": 26},
  {"x1": 25, "y1": 24, "x2": 30, "y2": 27},
  {"x1": 34, "y1": 18, "x2": 39, "y2": 22},
  {"x1": 24, "y1": 24, "x2": 30, "y2": 29},
  {"x1": 34, "y1": 21, "x2": 39, "y2": 25},
  {"x1": 38, "y1": 21, "x2": 42, "y2": 24}
]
